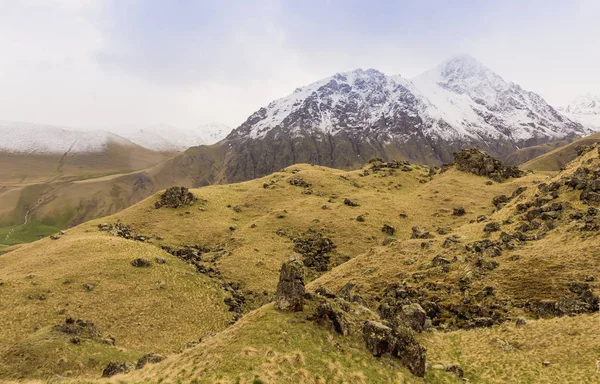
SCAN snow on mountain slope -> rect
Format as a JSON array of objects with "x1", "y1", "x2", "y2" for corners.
[
  {"x1": 197, "y1": 122, "x2": 231, "y2": 145},
  {"x1": 561, "y1": 94, "x2": 600, "y2": 131},
  {"x1": 230, "y1": 54, "x2": 586, "y2": 149},
  {"x1": 0, "y1": 121, "x2": 134, "y2": 154},
  {"x1": 90, "y1": 124, "x2": 206, "y2": 152}
]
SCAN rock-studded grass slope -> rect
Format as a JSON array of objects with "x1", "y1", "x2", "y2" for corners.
[{"x1": 0, "y1": 148, "x2": 598, "y2": 383}]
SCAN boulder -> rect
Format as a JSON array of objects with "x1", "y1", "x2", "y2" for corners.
[
  {"x1": 381, "y1": 224, "x2": 396, "y2": 236},
  {"x1": 274, "y1": 258, "x2": 305, "y2": 312}
]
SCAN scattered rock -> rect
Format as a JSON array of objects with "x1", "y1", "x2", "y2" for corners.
[
  {"x1": 483, "y1": 222, "x2": 500, "y2": 232},
  {"x1": 411, "y1": 226, "x2": 433, "y2": 239},
  {"x1": 288, "y1": 176, "x2": 311, "y2": 188},
  {"x1": 344, "y1": 198, "x2": 360, "y2": 207},
  {"x1": 356, "y1": 215, "x2": 366, "y2": 222},
  {"x1": 453, "y1": 207, "x2": 466, "y2": 216},
  {"x1": 274, "y1": 257, "x2": 305, "y2": 312}
]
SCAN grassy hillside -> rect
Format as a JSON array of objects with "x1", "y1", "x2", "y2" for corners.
[
  {"x1": 520, "y1": 132, "x2": 600, "y2": 171},
  {"x1": 0, "y1": 147, "x2": 599, "y2": 383}
]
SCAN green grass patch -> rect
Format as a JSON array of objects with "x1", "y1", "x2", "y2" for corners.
[{"x1": 0, "y1": 220, "x2": 61, "y2": 246}]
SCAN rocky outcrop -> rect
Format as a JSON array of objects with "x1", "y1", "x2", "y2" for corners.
[
  {"x1": 293, "y1": 230, "x2": 336, "y2": 272},
  {"x1": 274, "y1": 257, "x2": 305, "y2": 312},
  {"x1": 154, "y1": 186, "x2": 197, "y2": 209},
  {"x1": 454, "y1": 148, "x2": 524, "y2": 182}
]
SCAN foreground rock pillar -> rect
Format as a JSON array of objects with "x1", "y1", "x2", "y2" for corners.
[{"x1": 275, "y1": 256, "x2": 305, "y2": 312}]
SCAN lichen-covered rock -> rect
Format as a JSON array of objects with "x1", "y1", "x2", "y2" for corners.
[
  {"x1": 274, "y1": 258, "x2": 305, "y2": 312},
  {"x1": 399, "y1": 303, "x2": 427, "y2": 332},
  {"x1": 454, "y1": 148, "x2": 524, "y2": 182}
]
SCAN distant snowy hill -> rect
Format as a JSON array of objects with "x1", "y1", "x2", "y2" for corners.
[
  {"x1": 86, "y1": 123, "x2": 231, "y2": 152},
  {"x1": 0, "y1": 121, "x2": 232, "y2": 154},
  {"x1": 0, "y1": 121, "x2": 134, "y2": 154},
  {"x1": 561, "y1": 94, "x2": 600, "y2": 131}
]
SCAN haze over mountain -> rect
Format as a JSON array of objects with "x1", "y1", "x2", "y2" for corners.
[{"x1": 561, "y1": 94, "x2": 600, "y2": 131}]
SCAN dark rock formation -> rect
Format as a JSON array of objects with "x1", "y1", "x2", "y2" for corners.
[{"x1": 454, "y1": 148, "x2": 524, "y2": 182}]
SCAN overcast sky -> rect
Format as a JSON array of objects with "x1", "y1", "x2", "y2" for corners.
[{"x1": 0, "y1": 0, "x2": 598, "y2": 130}]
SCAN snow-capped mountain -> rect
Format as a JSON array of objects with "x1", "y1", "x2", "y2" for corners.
[
  {"x1": 561, "y1": 94, "x2": 600, "y2": 131},
  {"x1": 222, "y1": 55, "x2": 587, "y2": 181},
  {"x1": 0, "y1": 121, "x2": 135, "y2": 154},
  {"x1": 232, "y1": 54, "x2": 585, "y2": 145}
]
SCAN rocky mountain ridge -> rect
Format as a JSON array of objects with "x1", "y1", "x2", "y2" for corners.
[{"x1": 223, "y1": 55, "x2": 587, "y2": 181}]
